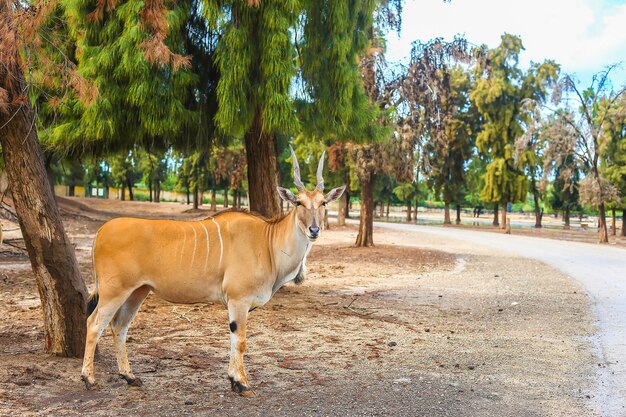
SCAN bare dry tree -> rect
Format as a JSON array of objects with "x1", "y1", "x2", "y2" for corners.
[{"x1": 549, "y1": 66, "x2": 626, "y2": 243}]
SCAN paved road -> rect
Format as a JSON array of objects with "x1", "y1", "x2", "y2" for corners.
[{"x1": 369, "y1": 220, "x2": 626, "y2": 417}]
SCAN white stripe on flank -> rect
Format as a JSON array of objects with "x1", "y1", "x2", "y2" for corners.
[
  {"x1": 211, "y1": 217, "x2": 223, "y2": 270},
  {"x1": 179, "y1": 224, "x2": 187, "y2": 269},
  {"x1": 190, "y1": 223, "x2": 197, "y2": 267},
  {"x1": 199, "y1": 222, "x2": 210, "y2": 270}
]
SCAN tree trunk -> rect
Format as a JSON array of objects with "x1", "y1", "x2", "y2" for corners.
[
  {"x1": 337, "y1": 191, "x2": 347, "y2": 226},
  {"x1": 500, "y1": 201, "x2": 507, "y2": 230},
  {"x1": 148, "y1": 181, "x2": 153, "y2": 202},
  {"x1": 211, "y1": 188, "x2": 217, "y2": 211},
  {"x1": 564, "y1": 208, "x2": 571, "y2": 230},
  {"x1": 126, "y1": 179, "x2": 134, "y2": 201},
  {"x1": 379, "y1": 201, "x2": 385, "y2": 217},
  {"x1": 386, "y1": 199, "x2": 390, "y2": 219},
  {"x1": 355, "y1": 172, "x2": 375, "y2": 247},
  {"x1": 154, "y1": 180, "x2": 161, "y2": 203},
  {"x1": 0, "y1": 50, "x2": 87, "y2": 356},
  {"x1": 68, "y1": 185, "x2": 75, "y2": 197},
  {"x1": 443, "y1": 202, "x2": 451, "y2": 225},
  {"x1": 345, "y1": 188, "x2": 351, "y2": 219},
  {"x1": 598, "y1": 202, "x2": 609, "y2": 243},
  {"x1": 244, "y1": 111, "x2": 280, "y2": 218},
  {"x1": 186, "y1": 187, "x2": 190, "y2": 205},
  {"x1": 45, "y1": 156, "x2": 56, "y2": 195},
  {"x1": 532, "y1": 190, "x2": 543, "y2": 228},
  {"x1": 456, "y1": 204, "x2": 461, "y2": 225},
  {"x1": 323, "y1": 210, "x2": 330, "y2": 230},
  {"x1": 622, "y1": 209, "x2": 626, "y2": 237},
  {"x1": 193, "y1": 184, "x2": 199, "y2": 210},
  {"x1": 414, "y1": 197, "x2": 419, "y2": 222},
  {"x1": 492, "y1": 203, "x2": 499, "y2": 227},
  {"x1": 224, "y1": 186, "x2": 229, "y2": 208},
  {"x1": 120, "y1": 184, "x2": 126, "y2": 201},
  {"x1": 406, "y1": 199, "x2": 412, "y2": 222},
  {"x1": 611, "y1": 209, "x2": 616, "y2": 236}
]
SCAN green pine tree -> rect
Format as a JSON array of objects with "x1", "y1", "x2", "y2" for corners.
[{"x1": 470, "y1": 34, "x2": 558, "y2": 228}]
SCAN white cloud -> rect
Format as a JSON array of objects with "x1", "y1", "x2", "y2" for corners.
[{"x1": 386, "y1": 0, "x2": 626, "y2": 86}]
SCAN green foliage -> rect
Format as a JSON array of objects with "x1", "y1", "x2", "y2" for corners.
[
  {"x1": 471, "y1": 34, "x2": 559, "y2": 205},
  {"x1": 298, "y1": 0, "x2": 382, "y2": 141},
  {"x1": 423, "y1": 65, "x2": 474, "y2": 205},
  {"x1": 550, "y1": 156, "x2": 581, "y2": 213},
  {"x1": 109, "y1": 151, "x2": 142, "y2": 189},
  {"x1": 45, "y1": 0, "x2": 197, "y2": 156},
  {"x1": 601, "y1": 94, "x2": 626, "y2": 207},
  {"x1": 214, "y1": 0, "x2": 299, "y2": 137},
  {"x1": 137, "y1": 149, "x2": 168, "y2": 189}
]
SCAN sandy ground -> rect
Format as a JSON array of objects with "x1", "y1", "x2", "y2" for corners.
[{"x1": 0, "y1": 198, "x2": 597, "y2": 416}]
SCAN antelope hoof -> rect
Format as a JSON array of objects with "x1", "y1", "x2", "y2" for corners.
[
  {"x1": 229, "y1": 377, "x2": 256, "y2": 396},
  {"x1": 120, "y1": 374, "x2": 143, "y2": 387},
  {"x1": 81, "y1": 375, "x2": 100, "y2": 390}
]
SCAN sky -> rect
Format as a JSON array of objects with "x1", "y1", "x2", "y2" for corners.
[{"x1": 385, "y1": 0, "x2": 626, "y2": 89}]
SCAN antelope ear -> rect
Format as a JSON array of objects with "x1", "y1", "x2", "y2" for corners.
[
  {"x1": 324, "y1": 185, "x2": 346, "y2": 203},
  {"x1": 276, "y1": 186, "x2": 298, "y2": 205}
]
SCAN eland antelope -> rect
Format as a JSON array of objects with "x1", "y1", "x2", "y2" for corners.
[{"x1": 80, "y1": 147, "x2": 345, "y2": 395}]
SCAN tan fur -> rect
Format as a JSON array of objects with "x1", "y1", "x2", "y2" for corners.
[{"x1": 80, "y1": 185, "x2": 344, "y2": 394}]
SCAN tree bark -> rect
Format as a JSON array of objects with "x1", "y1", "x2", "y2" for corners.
[
  {"x1": 0, "y1": 49, "x2": 87, "y2": 356},
  {"x1": 456, "y1": 204, "x2": 461, "y2": 225},
  {"x1": 244, "y1": 110, "x2": 280, "y2": 218},
  {"x1": 193, "y1": 184, "x2": 199, "y2": 210},
  {"x1": 148, "y1": 181, "x2": 153, "y2": 202},
  {"x1": 443, "y1": 202, "x2": 451, "y2": 225},
  {"x1": 386, "y1": 199, "x2": 390, "y2": 219},
  {"x1": 379, "y1": 201, "x2": 385, "y2": 217},
  {"x1": 186, "y1": 187, "x2": 190, "y2": 205},
  {"x1": 598, "y1": 202, "x2": 609, "y2": 243},
  {"x1": 564, "y1": 208, "x2": 570, "y2": 230},
  {"x1": 120, "y1": 184, "x2": 126, "y2": 201},
  {"x1": 622, "y1": 209, "x2": 626, "y2": 237},
  {"x1": 211, "y1": 188, "x2": 217, "y2": 211},
  {"x1": 224, "y1": 186, "x2": 229, "y2": 208},
  {"x1": 45, "y1": 156, "x2": 56, "y2": 195},
  {"x1": 126, "y1": 178, "x2": 134, "y2": 201},
  {"x1": 355, "y1": 172, "x2": 375, "y2": 247},
  {"x1": 406, "y1": 199, "x2": 412, "y2": 222},
  {"x1": 345, "y1": 188, "x2": 351, "y2": 219},
  {"x1": 492, "y1": 203, "x2": 499, "y2": 227},
  {"x1": 154, "y1": 180, "x2": 161, "y2": 203},
  {"x1": 532, "y1": 189, "x2": 543, "y2": 228},
  {"x1": 337, "y1": 191, "x2": 347, "y2": 226},
  {"x1": 500, "y1": 201, "x2": 507, "y2": 230},
  {"x1": 414, "y1": 197, "x2": 419, "y2": 222},
  {"x1": 611, "y1": 209, "x2": 616, "y2": 236}
]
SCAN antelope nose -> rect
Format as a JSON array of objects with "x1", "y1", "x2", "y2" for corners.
[{"x1": 309, "y1": 226, "x2": 320, "y2": 237}]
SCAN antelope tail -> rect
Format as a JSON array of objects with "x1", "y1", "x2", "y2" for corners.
[{"x1": 86, "y1": 230, "x2": 100, "y2": 317}]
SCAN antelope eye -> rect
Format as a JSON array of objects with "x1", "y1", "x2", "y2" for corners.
[
  {"x1": 295, "y1": 201, "x2": 303, "y2": 207},
  {"x1": 322, "y1": 202, "x2": 327, "y2": 207}
]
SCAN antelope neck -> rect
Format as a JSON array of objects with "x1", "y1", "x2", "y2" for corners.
[{"x1": 269, "y1": 209, "x2": 310, "y2": 288}]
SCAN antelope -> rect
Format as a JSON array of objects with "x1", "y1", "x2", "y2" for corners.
[{"x1": 80, "y1": 147, "x2": 345, "y2": 395}]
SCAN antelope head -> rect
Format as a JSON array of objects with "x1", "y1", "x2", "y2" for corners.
[{"x1": 277, "y1": 146, "x2": 346, "y2": 241}]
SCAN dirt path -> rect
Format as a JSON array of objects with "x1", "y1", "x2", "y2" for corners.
[
  {"x1": 368, "y1": 220, "x2": 626, "y2": 416},
  {"x1": 0, "y1": 200, "x2": 597, "y2": 416}
]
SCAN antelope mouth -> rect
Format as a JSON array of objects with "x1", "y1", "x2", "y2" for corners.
[{"x1": 306, "y1": 234, "x2": 319, "y2": 242}]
